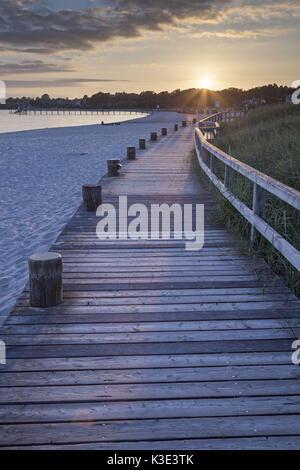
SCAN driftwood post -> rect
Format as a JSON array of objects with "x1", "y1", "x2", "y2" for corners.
[
  {"x1": 174, "y1": 124, "x2": 178, "y2": 131},
  {"x1": 127, "y1": 146, "x2": 136, "y2": 160},
  {"x1": 29, "y1": 252, "x2": 62, "y2": 308},
  {"x1": 161, "y1": 128, "x2": 167, "y2": 136},
  {"x1": 107, "y1": 159, "x2": 122, "y2": 177},
  {"x1": 82, "y1": 184, "x2": 102, "y2": 211},
  {"x1": 139, "y1": 139, "x2": 146, "y2": 150},
  {"x1": 150, "y1": 132, "x2": 158, "y2": 142}
]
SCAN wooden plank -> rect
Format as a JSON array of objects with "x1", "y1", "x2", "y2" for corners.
[
  {"x1": 12, "y1": 299, "x2": 300, "y2": 313},
  {"x1": 1, "y1": 351, "x2": 294, "y2": 372},
  {"x1": 1, "y1": 415, "x2": 300, "y2": 447},
  {"x1": 1, "y1": 379, "x2": 300, "y2": 404},
  {"x1": 3, "y1": 318, "x2": 298, "y2": 335},
  {"x1": 5, "y1": 436, "x2": 299, "y2": 450},
  {"x1": 20, "y1": 285, "x2": 290, "y2": 299},
  {"x1": 15, "y1": 293, "x2": 297, "y2": 308},
  {"x1": 6, "y1": 339, "x2": 294, "y2": 358},
  {"x1": 8, "y1": 309, "x2": 300, "y2": 326},
  {"x1": 1, "y1": 395, "x2": 300, "y2": 424},
  {"x1": 1, "y1": 365, "x2": 299, "y2": 387},
  {"x1": 1, "y1": 329, "x2": 294, "y2": 346}
]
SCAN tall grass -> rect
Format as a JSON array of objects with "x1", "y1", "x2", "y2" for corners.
[{"x1": 199, "y1": 103, "x2": 300, "y2": 296}]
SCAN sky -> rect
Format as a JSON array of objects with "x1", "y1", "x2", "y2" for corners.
[{"x1": 0, "y1": 0, "x2": 299, "y2": 98}]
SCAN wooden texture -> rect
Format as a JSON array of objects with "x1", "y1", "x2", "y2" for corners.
[
  {"x1": 139, "y1": 139, "x2": 146, "y2": 150},
  {"x1": 127, "y1": 146, "x2": 136, "y2": 160},
  {"x1": 28, "y1": 252, "x2": 62, "y2": 308},
  {"x1": 82, "y1": 183, "x2": 102, "y2": 211},
  {"x1": 107, "y1": 159, "x2": 122, "y2": 177},
  {"x1": 0, "y1": 118, "x2": 299, "y2": 450}
]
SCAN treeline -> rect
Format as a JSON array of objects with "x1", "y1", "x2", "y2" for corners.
[{"x1": 3, "y1": 83, "x2": 295, "y2": 110}]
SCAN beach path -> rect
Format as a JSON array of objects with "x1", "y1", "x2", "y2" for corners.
[{"x1": 0, "y1": 119, "x2": 300, "y2": 449}]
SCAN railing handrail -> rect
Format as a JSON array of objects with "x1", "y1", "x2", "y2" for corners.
[
  {"x1": 195, "y1": 113, "x2": 300, "y2": 271},
  {"x1": 196, "y1": 125, "x2": 300, "y2": 211}
]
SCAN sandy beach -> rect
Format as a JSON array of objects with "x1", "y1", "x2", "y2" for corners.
[{"x1": 0, "y1": 111, "x2": 191, "y2": 325}]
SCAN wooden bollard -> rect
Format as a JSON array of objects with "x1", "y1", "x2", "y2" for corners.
[
  {"x1": 174, "y1": 124, "x2": 178, "y2": 131},
  {"x1": 107, "y1": 159, "x2": 122, "y2": 176},
  {"x1": 161, "y1": 128, "x2": 167, "y2": 136},
  {"x1": 150, "y1": 132, "x2": 158, "y2": 142},
  {"x1": 139, "y1": 139, "x2": 146, "y2": 150},
  {"x1": 127, "y1": 146, "x2": 136, "y2": 160},
  {"x1": 192, "y1": 118, "x2": 197, "y2": 124},
  {"x1": 182, "y1": 120, "x2": 187, "y2": 127},
  {"x1": 82, "y1": 184, "x2": 102, "y2": 211},
  {"x1": 29, "y1": 252, "x2": 62, "y2": 308}
]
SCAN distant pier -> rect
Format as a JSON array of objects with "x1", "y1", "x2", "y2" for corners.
[{"x1": 9, "y1": 108, "x2": 149, "y2": 116}]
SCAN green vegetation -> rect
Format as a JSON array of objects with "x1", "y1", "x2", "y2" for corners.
[{"x1": 197, "y1": 103, "x2": 300, "y2": 296}]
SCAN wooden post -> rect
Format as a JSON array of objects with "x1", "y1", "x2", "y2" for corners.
[
  {"x1": 150, "y1": 132, "x2": 158, "y2": 142},
  {"x1": 174, "y1": 124, "x2": 178, "y2": 131},
  {"x1": 107, "y1": 159, "x2": 122, "y2": 177},
  {"x1": 251, "y1": 183, "x2": 266, "y2": 244},
  {"x1": 29, "y1": 252, "x2": 62, "y2": 308},
  {"x1": 210, "y1": 154, "x2": 217, "y2": 175},
  {"x1": 161, "y1": 128, "x2": 167, "y2": 136},
  {"x1": 82, "y1": 184, "x2": 102, "y2": 211},
  {"x1": 224, "y1": 165, "x2": 233, "y2": 188},
  {"x1": 201, "y1": 147, "x2": 208, "y2": 166},
  {"x1": 192, "y1": 118, "x2": 197, "y2": 124},
  {"x1": 182, "y1": 121, "x2": 187, "y2": 127},
  {"x1": 127, "y1": 146, "x2": 136, "y2": 160},
  {"x1": 139, "y1": 139, "x2": 146, "y2": 150}
]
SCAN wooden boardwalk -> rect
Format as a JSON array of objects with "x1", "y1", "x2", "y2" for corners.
[{"x1": 0, "y1": 120, "x2": 300, "y2": 449}]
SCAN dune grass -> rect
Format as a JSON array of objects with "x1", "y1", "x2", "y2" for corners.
[{"x1": 196, "y1": 103, "x2": 300, "y2": 296}]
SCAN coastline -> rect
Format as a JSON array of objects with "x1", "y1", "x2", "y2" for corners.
[{"x1": 0, "y1": 111, "x2": 190, "y2": 326}]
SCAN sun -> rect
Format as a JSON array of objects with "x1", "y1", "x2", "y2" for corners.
[{"x1": 199, "y1": 76, "x2": 212, "y2": 89}]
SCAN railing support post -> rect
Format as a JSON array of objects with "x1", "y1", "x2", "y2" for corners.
[
  {"x1": 224, "y1": 165, "x2": 233, "y2": 188},
  {"x1": 201, "y1": 145, "x2": 208, "y2": 165},
  {"x1": 251, "y1": 182, "x2": 266, "y2": 245},
  {"x1": 210, "y1": 154, "x2": 217, "y2": 175}
]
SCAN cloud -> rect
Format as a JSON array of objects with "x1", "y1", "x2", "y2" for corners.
[
  {"x1": 191, "y1": 27, "x2": 287, "y2": 39},
  {"x1": 6, "y1": 77, "x2": 131, "y2": 88},
  {"x1": 0, "y1": 0, "x2": 231, "y2": 53},
  {"x1": 223, "y1": 2, "x2": 300, "y2": 23},
  {"x1": 0, "y1": 0, "x2": 296, "y2": 58},
  {"x1": 0, "y1": 59, "x2": 75, "y2": 74}
]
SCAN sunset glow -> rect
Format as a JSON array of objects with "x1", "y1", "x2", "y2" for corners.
[
  {"x1": 0, "y1": 1, "x2": 298, "y2": 97},
  {"x1": 199, "y1": 77, "x2": 212, "y2": 89}
]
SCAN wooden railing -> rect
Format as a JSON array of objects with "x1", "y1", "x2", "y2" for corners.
[{"x1": 195, "y1": 113, "x2": 300, "y2": 271}]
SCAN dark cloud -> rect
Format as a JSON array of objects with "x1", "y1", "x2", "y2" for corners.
[
  {"x1": 0, "y1": 0, "x2": 230, "y2": 54},
  {"x1": 0, "y1": 59, "x2": 75, "y2": 74}
]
